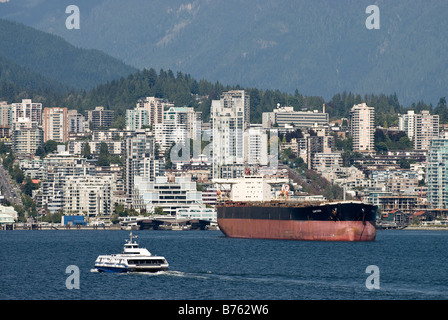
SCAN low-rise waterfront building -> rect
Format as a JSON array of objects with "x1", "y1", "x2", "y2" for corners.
[
  {"x1": 134, "y1": 176, "x2": 203, "y2": 215},
  {"x1": 175, "y1": 206, "x2": 217, "y2": 222}
]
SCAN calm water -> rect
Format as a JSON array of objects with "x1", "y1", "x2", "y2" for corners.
[{"x1": 1, "y1": 229, "x2": 448, "y2": 300}]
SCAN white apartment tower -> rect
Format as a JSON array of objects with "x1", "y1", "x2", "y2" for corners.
[
  {"x1": 123, "y1": 130, "x2": 164, "y2": 208},
  {"x1": 43, "y1": 107, "x2": 68, "y2": 143},
  {"x1": 398, "y1": 110, "x2": 416, "y2": 139},
  {"x1": 426, "y1": 133, "x2": 448, "y2": 209},
  {"x1": 399, "y1": 110, "x2": 439, "y2": 150},
  {"x1": 349, "y1": 103, "x2": 375, "y2": 152},
  {"x1": 68, "y1": 110, "x2": 85, "y2": 133},
  {"x1": 211, "y1": 90, "x2": 250, "y2": 178},
  {"x1": 243, "y1": 127, "x2": 268, "y2": 166},
  {"x1": 11, "y1": 99, "x2": 42, "y2": 129},
  {"x1": 126, "y1": 107, "x2": 149, "y2": 131},
  {"x1": 136, "y1": 97, "x2": 172, "y2": 126},
  {"x1": 64, "y1": 175, "x2": 115, "y2": 217},
  {"x1": 154, "y1": 106, "x2": 201, "y2": 154},
  {"x1": 12, "y1": 127, "x2": 43, "y2": 156}
]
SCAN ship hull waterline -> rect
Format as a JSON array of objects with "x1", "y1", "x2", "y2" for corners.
[
  {"x1": 217, "y1": 202, "x2": 377, "y2": 242},
  {"x1": 95, "y1": 266, "x2": 169, "y2": 273}
]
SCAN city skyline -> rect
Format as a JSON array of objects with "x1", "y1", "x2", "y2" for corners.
[{"x1": 0, "y1": 90, "x2": 447, "y2": 229}]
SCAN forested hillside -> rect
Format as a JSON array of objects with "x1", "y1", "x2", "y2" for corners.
[
  {"x1": 0, "y1": 55, "x2": 69, "y2": 97},
  {"x1": 2, "y1": 0, "x2": 447, "y2": 106},
  {"x1": 4, "y1": 66, "x2": 446, "y2": 127},
  {"x1": 0, "y1": 16, "x2": 447, "y2": 126},
  {"x1": 0, "y1": 19, "x2": 137, "y2": 90}
]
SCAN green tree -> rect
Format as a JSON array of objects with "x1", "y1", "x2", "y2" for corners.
[
  {"x1": 434, "y1": 97, "x2": 448, "y2": 124},
  {"x1": 375, "y1": 142, "x2": 389, "y2": 155},
  {"x1": 154, "y1": 207, "x2": 165, "y2": 215},
  {"x1": 114, "y1": 203, "x2": 126, "y2": 216},
  {"x1": 11, "y1": 165, "x2": 24, "y2": 184},
  {"x1": 43, "y1": 140, "x2": 58, "y2": 154},
  {"x1": 82, "y1": 142, "x2": 92, "y2": 159},
  {"x1": 23, "y1": 176, "x2": 38, "y2": 197},
  {"x1": 399, "y1": 158, "x2": 415, "y2": 169},
  {"x1": 96, "y1": 142, "x2": 110, "y2": 166},
  {"x1": 0, "y1": 142, "x2": 11, "y2": 155},
  {"x1": 35, "y1": 146, "x2": 45, "y2": 157},
  {"x1": 3, "y1": 152, "x2": 14, "y2": 169},
  {"x1": 110, "y1": 115, "x2": 126, "y2": 129}
]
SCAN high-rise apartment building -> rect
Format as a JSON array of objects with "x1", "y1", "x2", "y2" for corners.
[
  {"x1": 68, "y1": 110, "x2": 85, "y2": 133},
  {"x1": 43, "y1": 107, "x2": 68, "y2": 143},
  {"x1": 9, "y1": 99, "x2": 43, "y2": 155},
  {"x1": 0, "y1": 101, "x2": 11, "y2": 127},
  {"x1": 64, "y1": 175, "x2": 115, "y2": 217},
  {"x1": 0, "y1": 101, "x2": 11, "y2": 138},
  {"x1": 126, "y1": 97, "x2": 176, "y2": 131},
  {"x1": 154, "y1": 106, "x2": 202, "y2": 154},
  {"x1": 164, "y1": 106, "x2": 202, "y2": 140},
  {"x1": 39, "y1": 153, "x2": 95, "y2": 213},
  {"x1": 349, "y1": 103, "x2": 375, "y2": 152},
  {"x1": 126, "y1": 107, "x2": 149, "y2": 131},
  {"x1": 136, "y1": 97, "x2": 172, "y2": 126},
  {"x1": 211, "y1": 90, "x2": 250, "y2": 178},
  {"x1": 123, "y1": 130, "x2": 163, "y2": 207},
  {"x1": 86, "y1": 106, "x2": 114, "y2": 130},
  {"x1": 12, "y1": 127, "x2": 43, "y2": 156},
  {"x1": 398, "y1": 110, "x2": 416, "y2": 139},
  {"x1": 11, "y1": 99, "x2": 42, "y2": 129},
  {"x1": 243, "y1": 127, "x2": 268, "y2": 166},
  {"x1": 399, "y1": 110, "x2": 439, "y2": 150},
  {"x1": 426, "y1": 133, "x2": 448, "y2": 209}
]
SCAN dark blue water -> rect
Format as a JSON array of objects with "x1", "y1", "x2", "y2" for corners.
[{"x1": 1, "y1": 229, "x2": 448, "y2": 300}]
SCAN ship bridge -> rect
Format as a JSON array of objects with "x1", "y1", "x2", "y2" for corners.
[{"x1": 213, "y1": 175, "x2": 289, "y2": 202}]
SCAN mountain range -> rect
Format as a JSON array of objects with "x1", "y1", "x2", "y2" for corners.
[
  {"x1": 0, "y1": 18, "x2": 137, "y2": 91},
  {"x1": 1, "y1": 0, "x2": 447, "y2": 106}
]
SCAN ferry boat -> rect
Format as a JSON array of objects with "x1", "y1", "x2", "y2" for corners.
[{"x1": 94, "y1": 232, "x2": 169, "y2": 273}]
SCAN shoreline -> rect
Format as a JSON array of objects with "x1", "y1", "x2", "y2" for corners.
[
  {"x1": 403, "y1": 226, "x2": 448, "y2": 231},
  {"x1": 1, "y1": 224, "x2": 220, "y2": 231},
  {"x1": 3, "y1": 224, "x2": 448, "y2": 232}
]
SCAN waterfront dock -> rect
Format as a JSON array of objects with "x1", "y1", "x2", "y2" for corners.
[{"x1": 3, "y1": 219, "x2": 219, "y2": 231}]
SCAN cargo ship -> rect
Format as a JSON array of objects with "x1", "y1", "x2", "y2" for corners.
[
  {"x1": 214, "y1": 174, "x2": 377, "y2": 241},
  {"x1": 217, "y1": 201, "x2": 377, "y2": 242}
]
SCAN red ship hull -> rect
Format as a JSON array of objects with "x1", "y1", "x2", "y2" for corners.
[
  {"x1": 217, "y1": 201, "x2": 377, "y2": 242},
  {"x1": 218, "y1": 219, "x2": 376, "y2": 242}
]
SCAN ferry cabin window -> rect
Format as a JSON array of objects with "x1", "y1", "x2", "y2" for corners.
[{"x1": 129, "y1": 260, "x2": 165, "y2": 265}]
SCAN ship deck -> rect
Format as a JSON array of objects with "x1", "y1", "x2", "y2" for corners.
[{"x1": 217, "y1": 200, "x2": 367, "y2": 208}]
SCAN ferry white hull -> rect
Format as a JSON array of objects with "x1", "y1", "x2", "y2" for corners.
[
  {"x1": 95, "y1": 264, "x2": 169, "y2": 273},
  {"x1": 94, "y1": 232, "x2": 169, "y2": 273}
]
